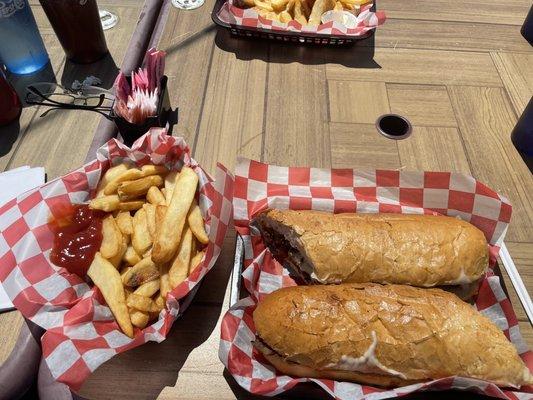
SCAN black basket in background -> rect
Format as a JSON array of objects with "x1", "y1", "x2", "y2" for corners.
[{"x1": 211, "y1": 0, "x2": 376, "y2": 45}]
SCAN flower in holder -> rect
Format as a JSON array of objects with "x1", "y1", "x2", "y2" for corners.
[{"x1": 113, "y1": 48, "x2": 166, "y2": 125}]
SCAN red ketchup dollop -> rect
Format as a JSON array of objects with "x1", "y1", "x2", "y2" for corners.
[{"x1": 49, "y1": 204, "x2": 105, "y2": 278}]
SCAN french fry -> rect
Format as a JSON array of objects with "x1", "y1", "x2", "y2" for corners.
[
  {"x1": 287, "y1": 0, "x2": 294, "y2": 9},
  {"x1": 169, "y1": 228, "x2": 193, "y2": 288},
  {"x1": 115, "y1": 211, "x2": 133, "y2": 236},
  {"x1": 189, "y1": 250, "x2": 205, "y2": 275},
  {"x1": 120, "y1": 265, "x2": 132, "y2": 279},
  {"x1": 89, "y1": 195, "x2": 120, "y2": 212},
  {"x1": 271, "y1": 0, "x2": 289, "y2": 11},
  {"x1": 274, "y1": 11, "x2": 283, "y2": 20},
  {"x1": 159, "y1": 264, "x2": 171, "y2": 299},
  {"x1": 129, "y1": 309, "x2": 149, "y2": 329},
  {"x1": 109, "y1": 235, "x2": 128, "y2": 268},
  {"x1": 104, "y1": 168, "x2": 143, "y2": 195},
  {"x1": 117, "y1": 201, "x2": 145, "y2": 211},
  {"x1": 254, "y1": 0, "x2": 274, "y2": 11},
  {"x1": 152, "y1": 167, "x2": 199, "y2": 264},
  {"x1": 334, "y1": 0, "x2": 342, "y2": 10},
  {"x1": 141, "y1": 165, "x2": 168, "y2": 177},
  {"x1": 132, "y1": 208, "x2": 152, "y2": 255},
  {"x1": 154, "y1": 294, "x2": 166, "y2": 311},
  {"x1": 187, "y1": 201, "x2": 209, "y2": 244},
  {"x1": 96, "y1": 164, "x2": 130, "y2": 197},
  {"x1": 123, "y1": 245, "x2": 141, "y2": 266},
  {"x1": 146, "y1": 186, "x2": 166, "y2": 205},
  {"x1": 340, "y1": 0, "x2": 370, "y2": 4},
  {"x1": 294, "y1": 0, "x2": 308, "y2": 24},
  {"x1": 164, "y1": 171, "x2": 178, "y2": 206},
  {"x1": 155, "y1": 205, "x2": 167, "y2": 228},
  {"x1": 143, "y1": 203, "x2": 157, "y2": 238},
  {"x1": 338, "y1": 0, "x2": 354, "y2": 8},
  {"x1": 122, "y1": 257, "x2": 160, "y2": 287},
  {"x1": 117, "y1": 175, "x2": 164, "y2": 201},
  {"x1": 257, "y1": 9, "x2": 281, "y2": 20},
  {"x1": 134, "y1": 280, "x2": 160, "y2": 297},
  {"x1": 308, "y1": 0, "x2": 335, "y2": 24},
  {"x1": 100, "y1": 215, "x2": 122, "y2": 259},
  {"x1": 279, "y1": 10, "x2": 292, "y2": 22},
  {"x1": 191, "y1": 235, "x2": 198, "y2": 260},
  {"x1": 87, "y1": 253, "x2": 133, "y2": 337},
  {"x1": 127, "y1": 293, "x2": 159, "y2": 313}
]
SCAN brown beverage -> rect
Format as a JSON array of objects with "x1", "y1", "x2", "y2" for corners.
[{"x1": 39, "y1": 0, "x2": 109, "y2": 64}]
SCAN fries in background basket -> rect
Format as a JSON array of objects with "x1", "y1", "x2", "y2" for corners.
[
  {"x1": 242, "y1": 0, "x2": 372, "y2": 25},
  {"x1": 87, "y1": 162, "x2": 208, "y2": 335}
]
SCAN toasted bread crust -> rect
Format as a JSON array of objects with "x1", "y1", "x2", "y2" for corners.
[
  {"x1": 253, "y1": 284, "x2": 532, "y2": 388},
  {"x1": 256, "y1": 210, "x2": 488, "y2": 286}
]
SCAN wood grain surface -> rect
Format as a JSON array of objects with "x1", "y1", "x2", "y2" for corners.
[
  {"x1": 387, "y1": 84, "x2": 456, "y2": 127},
  {"x1": 3, "y1": 3, "x2": 141, "y2": 178},
  {"x1": 0, "y1": 0, "x2": 144, "y2": 381},
  {"x1": 326, "y1": 48, "x2": 503, "y2": 86},
  {"x1": 491, "y1": 52, "x2": 533, "y2": 115},
  {"x1": 263, "y1": 46, "x2": 330, "y2": 168},
  {"x1": 378, "y1": 0, "x2": 531, "y2": 25},
  {"x1": 329, "y1": 123, "x2": 400, "y2": 169},
  {"x1": 448, "y1": 86, "x2": 533, "y2": 242},
  {"x1": 0, "y1": 1, "x2": 531, "y2": 399},
  {"x1": 0, "y1": 312, "x2": 24, "y2": 365},
  {"x1": 195, "y1": 41, "x2": 267, "y2": 172},
  {"x1": 329, "y1": 80, "x2": 390, "y2": 124}
]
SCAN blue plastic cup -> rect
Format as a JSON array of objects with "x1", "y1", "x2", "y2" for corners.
[{"x1": 0, "y1": 0, "x2": 49, "y2": 74}]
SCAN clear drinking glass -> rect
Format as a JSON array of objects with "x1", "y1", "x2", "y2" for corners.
[{"x1": 171, "y1": 0, "x2": 205, "y2": 11}]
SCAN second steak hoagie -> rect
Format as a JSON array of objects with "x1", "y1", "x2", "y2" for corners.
[
  {"x1": 253, "y1": 284, "x2": 533, "y2": 388},
  {"x1": 254, "y1": 210, "x2": 488, "y2": 287}
]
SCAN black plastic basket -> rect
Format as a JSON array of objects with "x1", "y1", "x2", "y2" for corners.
[{"x1": 211, "y1": 0, "x2": 376, "y2": 45}]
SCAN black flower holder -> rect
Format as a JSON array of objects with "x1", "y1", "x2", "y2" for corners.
[
  {"x1": 25, "y1": 75, "x2": 176, "y2": 147},
  {"x1": 111, "y1": 75, "x2": 175, "y2": 146}
]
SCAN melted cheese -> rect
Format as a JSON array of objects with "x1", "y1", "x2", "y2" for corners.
[{"x1": 326, "y1": 332, "x2": 407, "y2": 379}]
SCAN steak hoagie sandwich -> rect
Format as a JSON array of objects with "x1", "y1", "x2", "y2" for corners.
[
  {"x1": 253, "y1": 284, "x2": 533, "y2": 388},
  {"x1": 254, "y1": 210, "x2": 489, "y2": 288}
]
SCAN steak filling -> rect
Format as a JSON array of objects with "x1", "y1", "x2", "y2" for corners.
[{"x1": 254, "y1": 214, "x2": 314, "y2": 284}]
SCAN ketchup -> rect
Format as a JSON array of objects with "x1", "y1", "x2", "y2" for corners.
[{"x1": 49, "y1": 204, "x2": 105, "y2": 278}]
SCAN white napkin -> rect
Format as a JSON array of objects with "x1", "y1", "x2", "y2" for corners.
[{"x1": 0, "y1": 166, "x2": 45, "y2": 312}]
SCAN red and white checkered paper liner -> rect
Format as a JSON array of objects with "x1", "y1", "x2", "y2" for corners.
[
  {"x1": 217, "y1": 2, "x2": 385, "y2": 36},
  {"x1": 219, "y1": 159, "x2": 533, "y2": 400},
  {"x1": 0, "y1": 130, "x2": 233, "y2": 391}
]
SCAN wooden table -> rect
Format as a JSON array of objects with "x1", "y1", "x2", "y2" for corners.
[
  {"x1": 0, "y1": 0, "x2": 143, "y2": 365},
  {"x1": 1, "y1": 0, "x2": 532, "y2": 399},
  {"x1": 80, "y1": 0, "x2": 533, "y2": 399}
]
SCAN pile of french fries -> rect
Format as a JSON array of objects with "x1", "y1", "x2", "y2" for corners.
[
  {"x1": 238, "y1": 0, "x2": 371, "y2": 25},
  {"x1": 87, "y1": 163, "x2": 208, "y2": 338}
]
